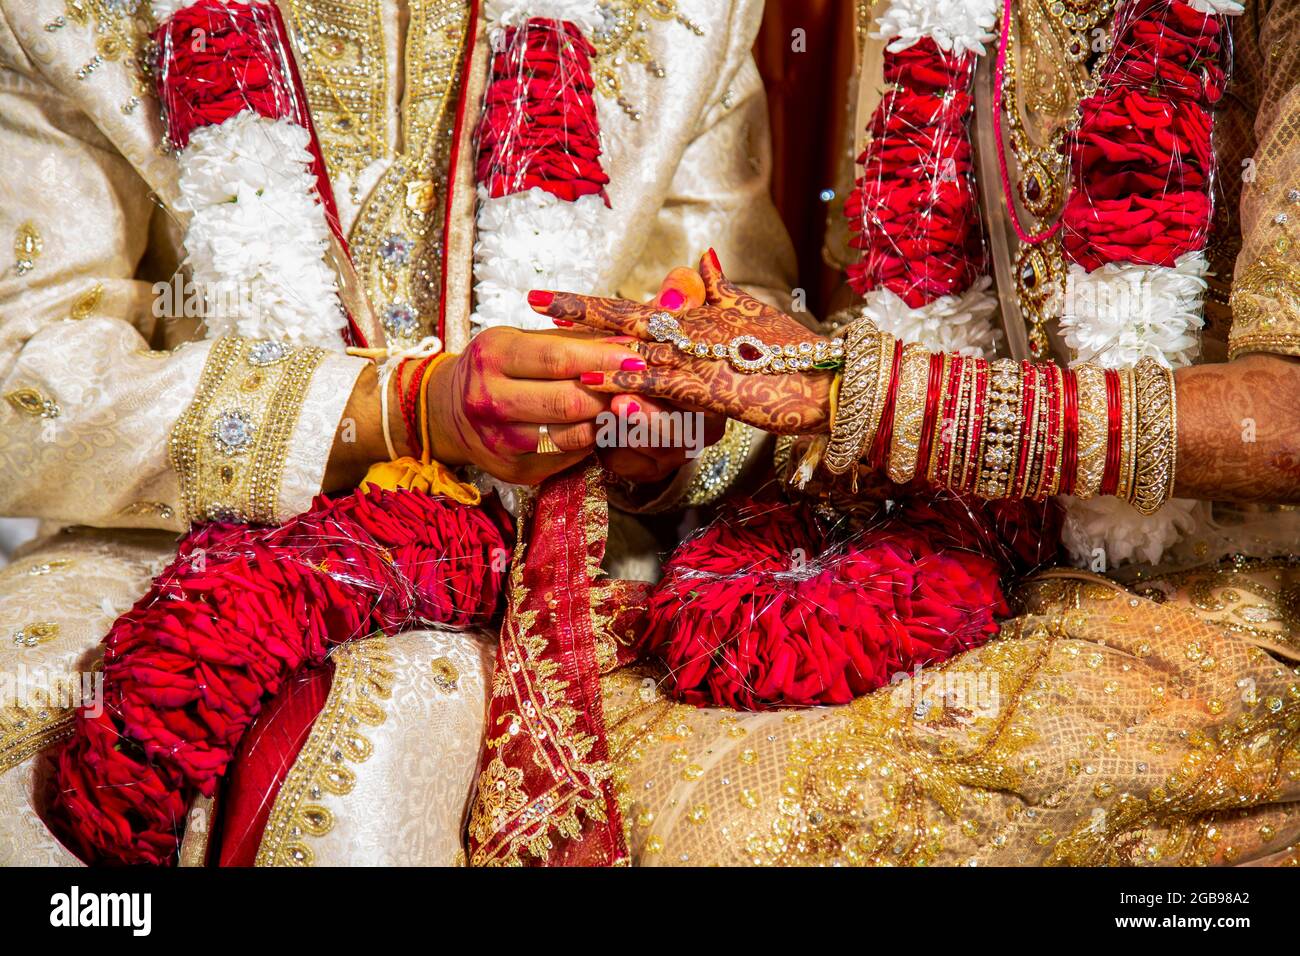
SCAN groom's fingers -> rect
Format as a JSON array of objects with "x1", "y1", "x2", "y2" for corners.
[
  {"x1": 529, "y1": 290, "x2": 659, "y2": 337},
  {"x1": 499, "y1": 334, "x2": 641, "y2": 379},
  {"x1": 499, "y1": 380, "x2": 610, "y2": 423}
]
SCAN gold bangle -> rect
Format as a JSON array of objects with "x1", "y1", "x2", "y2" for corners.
[
  {"x1": 824, "y1": 320, "x2": 886, "y2": 475},
  {"x1": 1020, "y1": 365, "x2": 1048, "y2": 500},
  {"x1": 1129, "y1": 357, "x2": 1177, "y2": 515},
  {"x1": 1114, "y1": 367, "x2": 1137, "y2": 504},
  {"x1": 976, "y1": 359, "x2": 1022, "y2": 500},
  {"x1": 887, "y1": 344, "x2": 931, "y2": 484},
  {"x1": 860, "y1": 333, "x2": 897, "y2": 462},
  {"x1": 1073, "y1": 363, "x2": 1107, "y2": 499},
  {"x1": 945, "y1": 357, "x2": 971, "y2": 490}
]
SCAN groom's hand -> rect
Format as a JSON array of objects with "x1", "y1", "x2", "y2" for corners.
[{"x1": 423, "y1": 327, "x2": 644, "y2": 486}]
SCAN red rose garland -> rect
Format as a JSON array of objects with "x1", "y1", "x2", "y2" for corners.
[
  {"x1": 471, "y1": 11, "x2": 614, "y2": 333},
  {"x1": 1061, "y1": 0, "x2": 1225, "y2": 270},
  {"x1": 639, "y1": 494, "x2": 1058, "y2": 711},
  {"x1": 477, "y1": 18, "x2": 610, "y2": 203},
  {"x1": 846, "y1": 38, "x2": 985, "y2": 307},
  {"x1": 52, "y1": 489, "x2": 508, "y2": 866}
]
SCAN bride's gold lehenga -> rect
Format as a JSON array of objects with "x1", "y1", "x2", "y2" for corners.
[{"x1": 599, "y1": 0, "x2": 1300, "y2": 867}]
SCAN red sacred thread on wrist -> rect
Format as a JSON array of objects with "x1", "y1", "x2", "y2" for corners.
[
  {"x1": 914, "y1": 352, "x2": 944, "y2": 480},
  {"x1": 1099, "y1": 368, "x2": 1122, "y2": 497},
  {"x1": 394, "y1": 357, "x2": 418, "y2": 456},
  {"x1": 869, "y1": 340, "x2": 904, "y2": 468},
  {"x1": 1059, "y1": 368, "x2": 1079, "y2": 496},
  {"x1": 403, "y1": 355, "x2": 437, "y2": 458}
]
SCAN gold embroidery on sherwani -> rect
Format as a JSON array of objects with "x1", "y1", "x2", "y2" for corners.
[
  {"x1": 589, "y1": 1, "x2": 706, "y2": 121},
  {"x1": 4, "y1": 387, "x2": 60, "y2": 419},
  {"x1": 0, "y1": 708, "x2": 73, "y2": 777},
  {"x1": 286, "y1": 0, "x2": 472, "y2": 348},
  {"x1": 1229, "y1": 250, "x2": 1300, "y2": 358},
  {"x1": 12, "y1": 221, "x2": 42, "y2": 276},
  {"x1": 169, "y1": 337, "x2": 325, "y2": 524},
  {"x1": 255, "y1": 638, "x2": 395, "y2": 867}
]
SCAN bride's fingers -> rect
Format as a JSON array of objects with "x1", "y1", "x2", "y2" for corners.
[
  {"x1": 698, "y1": 247, "x2": 744, "y2": 304},
  {"x1": 578, "y1": 368, "x2": 720, "y2": 416},
  {"x1": 528, "y1": 290, "x2": 658, "y2": 338},
  {"x1": 654, "y1": 266, "x2": 706, "y2": 310}
]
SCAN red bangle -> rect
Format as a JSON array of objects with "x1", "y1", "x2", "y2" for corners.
[
  {"x1": 935, "y1": 356, "x2": 965, "y2": 487},
  {"x1": 1059, "y1": 368, "x2": 1079, "y2": 496},
  {"x1": 868, "y1": 340, "x2": 903, "y2": 468},
  {"x1": 960, "y1": 358, "x2": 990, "y2": 494},
  {"x1": 1036, "y1": 362, "x2": 1063, "y2": 500},
  {"x1": 914, "y1": 352, "x2": 944, "y2": 484},
  {"x1": 1099, "y1": 368, "x2": 1122, "y2": 497}
]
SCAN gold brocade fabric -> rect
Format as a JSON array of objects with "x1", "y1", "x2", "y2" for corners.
[
  {"x1": 608, "y1": 569, "x2": 1300, "y2": 866},
  {"x1": 604, "y1": 7, "x2": 1300, "y2": 866},
  {"x1": 1228, "y1": 1, "x2": 1300, "y2": 358}
]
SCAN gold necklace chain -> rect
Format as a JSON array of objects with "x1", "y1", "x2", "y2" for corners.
[{"x1": 999, "y1": 0, "x2": 1114, "y2": 357}]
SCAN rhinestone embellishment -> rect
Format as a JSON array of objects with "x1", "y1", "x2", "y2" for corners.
[
  {"x1": 213, "y1": 409, "x2": 255, "y2": 456},
  {"x1": 248, "y1": 340, "x2": 289, "y2": 367},
  {"x1": 382, "y1": 302, "x2": 419, "y2": 338},
  {"x1": 378, "y1": 233, "x2": 414, "y2": 268},
  {"x1": 646, "y1": 312, "x2": 843, "y2": 374}
]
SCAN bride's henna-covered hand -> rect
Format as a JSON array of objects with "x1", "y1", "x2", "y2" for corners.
[{"x1": 528, "y1": 250, "x2": 835, "y2": 435}]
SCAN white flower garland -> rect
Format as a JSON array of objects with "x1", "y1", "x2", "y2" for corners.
[
  {"x1": 859, "y1": 278, "x2": 1002, "y2": 359},
  {"x1": 871, "y1": 0, "x2": 1001, "y2": 57},
  {"x1": 484, "y1": 0, "x2": 603, "y2": 37},
  {"x1": 176, "y1": 113, "x2": 347, "y2": 348},
  {"x1": 1060, "y1": 252, "x2": 1207, "y2": 369},
  {"x1": 153, "y1": 1, "x2": 347, "y2": 350},
  {"x1": 1058, "y1": 2, "x2": 1242, "y2": 569},
  {"x1": 471, "y1": 0, "x2": 610, "y2": 335},
  {"x1": 861, "y1": 0, "x2": 1002, "y2": 357}
]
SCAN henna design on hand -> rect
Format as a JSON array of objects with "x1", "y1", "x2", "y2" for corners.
[{"x1": 532, "y1": 251, "x2": 835, "y2": 435}]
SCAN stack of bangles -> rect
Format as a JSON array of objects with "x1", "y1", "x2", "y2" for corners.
[{"x1": 822, "y1": 319, "x2": 1178, "y2": 516}]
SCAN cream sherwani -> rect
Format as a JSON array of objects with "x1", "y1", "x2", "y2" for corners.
[{"x1": 0, "y1": 0, "x2": 794, "y2": 865}]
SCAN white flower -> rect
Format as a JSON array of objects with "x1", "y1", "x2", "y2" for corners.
[
  {"x1": 1186, "y1": 0, "x2": 1244, "y2": 15},
  {"x1": 485, "y1": 0, "x2": 603, "y2": 36},
  {"x1": 1060, "y1": 253, "x2": 1207, "y2": 370},
  {"x1": 872, "y1": 0, "x2": 1000, "y2": 57},
  {"x1": 857, "y1": 277, "x2": 1002, "y2": 358},
  {"x1": 471, "y1": 187, "x2": 608, "y2": 333},
  {"x1": 1062, "y1": 497, "x2": 1208, "y2": 569},
  {"x1": 178, "y1": 113, "x2": 317, "y2": 208},
  {"x1": 149, "y1": 0, "x2": 191, "y2": 22},
  {"x1": 177, "y1": 112, "x2": 346, "y2": 348}
]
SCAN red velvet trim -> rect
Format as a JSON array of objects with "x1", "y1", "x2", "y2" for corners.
[{"x1": 216, "y1": 663, "x2": 334, "y2": 867}]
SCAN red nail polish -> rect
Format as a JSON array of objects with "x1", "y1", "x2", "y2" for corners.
[
  {"x1": 621, "y1": 357, "x2": 646, "y2": 371},
  {"x1": 527, "y1": 290, "x2": 555, "y2": 308},
  {"x1": 553, "y1": 318, "x2": 574, "y2": 327},
  {"x1": 706, "y1": 248, "x2": 721, "y2": 273},
  {"x1": 625, "y1": 400, "x2": 641, "y2": 416},
  {"x1": 659, "y1": 288, "x2": 685, "y2": 310},
  {"x1": 580, "y1": 372, "x2": 604, "y2": 386}
]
